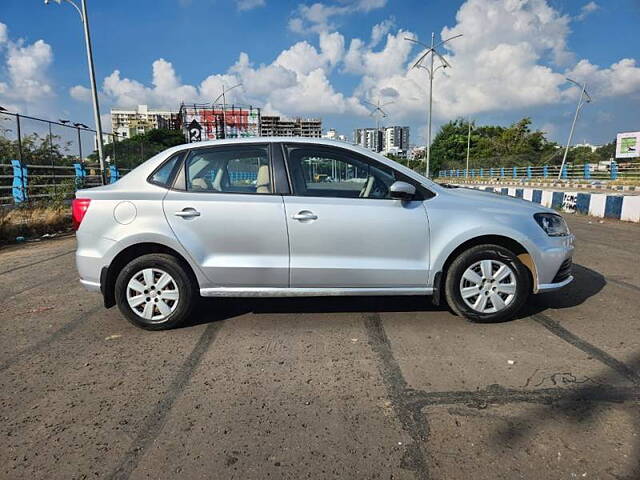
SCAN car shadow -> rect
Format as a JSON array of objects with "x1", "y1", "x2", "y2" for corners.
[
  {"x1": 181, "y1": 263, "x2": 606, "y2": 328},
  {"x1": 517, "y1": 263, "x2": 607, "y2": 319},
  {"x1": 486, "y1": 351, "x2": 640, "y2": 479}
]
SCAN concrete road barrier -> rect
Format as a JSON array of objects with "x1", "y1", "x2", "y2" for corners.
[{"x1": 461, "y1": 185, "x2": 640, "y2": 222}]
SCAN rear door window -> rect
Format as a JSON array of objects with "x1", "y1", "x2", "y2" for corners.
[{"x1": 185, "y1": 145, "x2": 272, "y2": 194}]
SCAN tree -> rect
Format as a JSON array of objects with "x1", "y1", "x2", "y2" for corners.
[
  {"x1": 90, "y1": 128, "x2": 186, "y2": 170},
  {"x1": 432, "y1": 117, "x2": 559, "y2": 173}
]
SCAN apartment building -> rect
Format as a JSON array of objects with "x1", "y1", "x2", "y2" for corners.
[
  {"x1": 354, "y1": 126, "x2": 410, "y2": 156},
  {"x1": 110, "y1": 105, "x2": 180, "y2": 139}
]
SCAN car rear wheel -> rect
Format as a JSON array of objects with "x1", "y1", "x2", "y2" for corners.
[
  {"x1": 115, "y1": 253, "x2": 196, "y2": 330},
  {"x1": 444, "y1": 244, "x2": 531, "y2": 323}
]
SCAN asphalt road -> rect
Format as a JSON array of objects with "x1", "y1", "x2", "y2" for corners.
[{"x1": 1, "y1": 215, "x2": 639, "y2": 480}]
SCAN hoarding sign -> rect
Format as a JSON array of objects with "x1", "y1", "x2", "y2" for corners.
[
  {"x1": 181, "y1": 105, "x2": 260, "y2": 142},
  {"x1": 616, "y1": 131, "x2": 640, "y2": 158}
]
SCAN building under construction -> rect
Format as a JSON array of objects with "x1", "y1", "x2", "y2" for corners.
[
  {"x1": 179, "y1": 103, "x2": 261, "y2": 143},
  {"x1": 260, "y1": 116, "x2": 322, "y2": 138}
]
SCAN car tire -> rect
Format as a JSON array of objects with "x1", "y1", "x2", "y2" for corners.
[
  {"x1": 114, "y1": 253, "x2": 196, "y2": 330},
  {"x1": 444, "y1": 244, "x2": 531, "y2": 323}
]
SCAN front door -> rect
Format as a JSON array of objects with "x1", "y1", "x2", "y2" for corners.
[
  {"x1": 163, "y1": 144, "x2": 289, "y2": 287},
  {"x1": 282, "y1": 144, "x2": 430, "y2": 288}
]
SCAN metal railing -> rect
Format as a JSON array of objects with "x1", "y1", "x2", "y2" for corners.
[
  {"x1": 437, "y1": 162, "x2": 640, "y2": 182},
  {"x1": 0, "y1": 110, "x2": 146, "y2": 206}
]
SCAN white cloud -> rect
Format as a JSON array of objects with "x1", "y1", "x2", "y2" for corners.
[
  {"x1": 370, "y1": 18, "x2": 395, "y2": 47},
  {"x1": 236, "y1": 0, "x2": 266, "y2": 11},
  {"x1": 567, "y1": 58, "x2": 640, "y2": 98},
  {"x1": 576, "y1": 1, "x2": 599, "y2": 21},
  {"x1": 91, "y1": 31, "x2": 363, "y2": 119},
  {"x1": 289, "y1": 0, "x2": 387, "y2": 34},
  {"x1": 69, "y1": 85, "x2": 91, "y2": 102},
  {"x1": 0, "y1": 23, "x2": 55, "y2": 114},
  {"x1": 0, "y1": 23, "x2": 8, "y2": 44},
  {"x1": 348, "y1": 0, "x2": 640, "y2": 134}
]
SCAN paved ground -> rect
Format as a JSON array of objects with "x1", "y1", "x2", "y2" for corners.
[{"x1": 1, "y1": 215, "x2": 639, "y2": 480}]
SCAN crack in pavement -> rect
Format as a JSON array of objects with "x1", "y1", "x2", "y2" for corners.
[
  {"x1": 532, "y1": 312, "x2": 640, "y2": 386},
  {"x1": 107, "y1": 321, "x2": 223, "y2": 480},
  {"x1": 363, "y1": 312, "x2": 430, "y2": 479},
  {"x1": 364, "y1": 309, "x2": 640, "y2": 480}
]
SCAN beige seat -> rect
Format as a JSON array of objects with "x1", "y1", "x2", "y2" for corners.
[
  {"x1": 359, "y1": 175, "x2": 375, "y2": 198},
  {"x1": 256, "y1": 165, "x2": 271, "y2": 194},
  {"x1": 191, "y1": 177, "x2": 209, "y2": 191}
]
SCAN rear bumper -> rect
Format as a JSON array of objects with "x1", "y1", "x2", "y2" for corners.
[{"x1": 79, "y1": 278, "x2": 101, "y2": 292}]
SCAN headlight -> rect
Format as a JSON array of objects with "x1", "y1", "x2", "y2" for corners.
[{"x1": 534, "y1": 213, "x2": 569, "y2": 236}]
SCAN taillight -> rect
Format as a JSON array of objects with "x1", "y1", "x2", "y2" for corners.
[{"x1": 72, "y1": 198, "x2": 91, "y2": 230}]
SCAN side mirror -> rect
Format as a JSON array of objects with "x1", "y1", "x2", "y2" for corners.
[{"x1": 390, "y1": 181, "x2": 416, "y2": 201}]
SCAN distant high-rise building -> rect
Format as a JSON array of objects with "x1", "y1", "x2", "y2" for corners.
[
  {"x1": 111, "y1": 105, "x2": 180, "y2": 139},
  {"x1": 260, "y1": 116, "x2": 322, "y2": 137},
  {"x1": 323, "y1": 128, "x2": 348, "y2": 142},
  {"x1": 354, "y1": 126, "x2": 410, "y2": 155}
]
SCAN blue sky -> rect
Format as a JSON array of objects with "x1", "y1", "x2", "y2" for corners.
[{"x1": 1, "y1": 0, "x2": 639, "y2": 146}]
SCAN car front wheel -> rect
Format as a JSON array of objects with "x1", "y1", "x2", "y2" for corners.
[
  {"x1": 444, "y1": 244, "x2": 531, "y2": 323},
  {"x1": 114, "y1": 253, "x2": 196, "y2": 330}
]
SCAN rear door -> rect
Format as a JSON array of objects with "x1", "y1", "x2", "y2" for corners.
[
  {"x1": 163, "y1": 143, "x2": 290, "y2": 288},
  {"x1": 282, "y1": 144, "x2": 430, "y2": 288}
]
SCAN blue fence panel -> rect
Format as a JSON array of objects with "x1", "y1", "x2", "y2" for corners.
[
  {"x1": 561, "y1": 165, "x2": 568, "y2": 179},
  {"x1": 543, "y1": 165, "x2": 548, "y2": 178},
  {"x1": 11, "y1": 160, "x2": 27, "y2": 203},
  {"x1": 526, "y1": 166, "x2": 532, "y2": 178},
  {"x1": 611, "y1": 162, "x2": 618, "y2": 180},
  {"x1": 500, "y1": 168, "x2": 505, "y2": 177},
  {"x1": 583, "y1": 164, "x2": 591, "y2": 179},
  {"x1": 512, "y1": 167, "x2": 517, "y2": 178},
  {"x1": 73, "y1": 163, "x2": 86, "y2": 187},
  {"x1": 109, "y1": 165, "x2": 120, "y2": 184}
]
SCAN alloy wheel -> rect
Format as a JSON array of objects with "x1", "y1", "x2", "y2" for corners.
[
  {"x1": 459, "y1": 259, "x2": 517, "y2": 314},
  {"x1": 126, "y1": 268, "x2": 180, "y2": 322}
]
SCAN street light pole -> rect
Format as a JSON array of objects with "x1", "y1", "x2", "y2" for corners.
[
  {"x1": 466, "y1": 121, "x2": 472, "y2": 177},
  {"x1": 427, "y1": 32, "x2": 435, "y2": 178},
  {"x1": 558, "y1": 78, "x2": 592, "y2": 180},
  {"x1": 405, "y1": 32, "x2": 462, "y2": 178},
  {"x1": 45, "y1": 0, "x2": 106, "y2": 184},
  {"x1": 213, "y1": 83, "x2": 242, "y2": 139}
]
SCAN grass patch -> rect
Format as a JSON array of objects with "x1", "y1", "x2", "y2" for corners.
[{"x1": 0, "y1": 205, "x2": 71, "y2": 245}]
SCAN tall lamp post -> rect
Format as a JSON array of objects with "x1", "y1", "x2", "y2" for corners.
[
  {"x1": 45, "y1": 0, "x2": 106, "y2": 184},
  {"x1": 405, "y1": 32, "x2": 462, "y2": 178},
  {"x1": 558, "y1": 78, "x2": 592, "y2": 180},
  {"x1": 363, "y1": 98, "x2": 394, "y2": 152},
  {"x1": 213, "y1": 83, "x2": 242, "y2": 139}
]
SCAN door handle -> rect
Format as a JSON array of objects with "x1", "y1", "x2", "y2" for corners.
[
  {"x1": 292, "y1": 211, "x2": 318, "y2": 221},
  {"x1": 174, "y1": 208, "x2": 200, "y2": 218}
]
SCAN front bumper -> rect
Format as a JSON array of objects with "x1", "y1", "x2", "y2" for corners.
[{"x1": 537, "y1": 274, "x2": 574, "y2": 291}]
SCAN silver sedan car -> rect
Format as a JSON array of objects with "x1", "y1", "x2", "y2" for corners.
[{"x1": 74, "y1": 137, "x2": 574, "y2": 330}]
